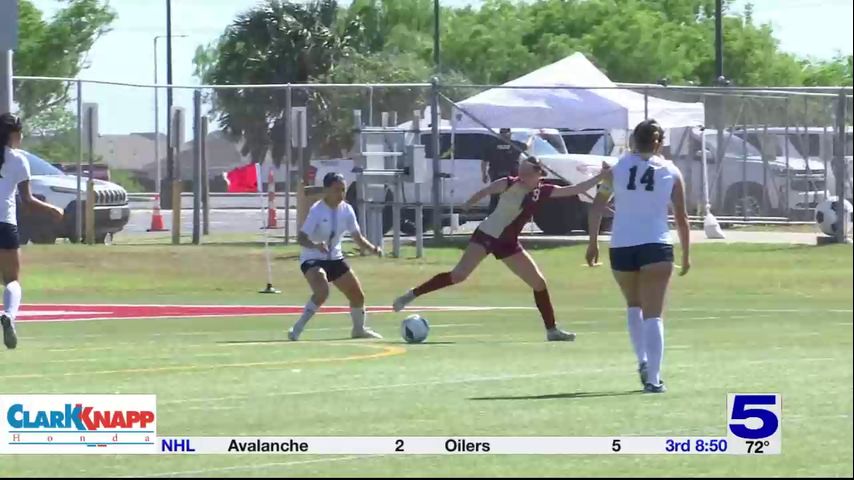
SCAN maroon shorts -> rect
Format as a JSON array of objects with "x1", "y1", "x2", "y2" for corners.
[{"x1": 469, "y1": 229, "x2": 523, "y2": 260}]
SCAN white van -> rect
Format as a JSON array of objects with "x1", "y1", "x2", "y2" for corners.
[
  {"x1": 668, "y1": 127, "x2": 829, "y2": 219},
  {"x1": 315, "y1": 127, "x2": 613, "y2": 235}
]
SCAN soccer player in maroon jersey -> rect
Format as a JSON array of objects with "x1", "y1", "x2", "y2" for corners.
[{"x1": 393, "y1": 156, "x2": 611, "y2": 341}]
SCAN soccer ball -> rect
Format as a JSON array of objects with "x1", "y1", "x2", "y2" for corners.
[
  {"x1": 401, "y1": 314, "x2": 430, "y2": 344},
  {"x1": 815, "y1": 197, "x2": 853, "y2": 236}
]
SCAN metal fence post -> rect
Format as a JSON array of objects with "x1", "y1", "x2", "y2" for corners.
[
  {"x1": 643, "y1": 87, "x2": 649, "y2": 120},
  {"x1": 171, "y1": 106, "x2": 185, "y2": 245},
  {"x1": 430, "y1": 76, "x2": 442, "y2": 239},
  {"x1": 762, "y1": 123, "x2": 769, "y2": 216},
  {"x1": 784, "y1": 98, "x2": 791, "y2": 219},
  {"x1": 741, "y1": 119, "x2": 748, "y2": 221},
  {"x1": 85, "y1": 105, "x2": 96, "y2": 245},
  {"x1": 284, "y1": 84, "x2": 292, "y2": 245},
  {"x1": 192, "y1": 89, "x2": 202, "y2": 245},
  {"x1": 75, "y1": 80, "x2": 83, "y2": 243},
  {"x1": 835, "y1": 89, "x2": 849, "y2": 242},
  {"x1": 201, "y1": 116, "x2": 210, "y2": 236},
  {"x1": 413, "y1": 109, "x2": 424, "y2": 259}
]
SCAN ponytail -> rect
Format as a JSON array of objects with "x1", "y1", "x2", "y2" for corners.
[{"x1": 0, "y1": 113, "x2": 23, "y2": 174}]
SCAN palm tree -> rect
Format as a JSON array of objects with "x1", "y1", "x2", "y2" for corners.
[{"x1": 198, "y1": 0, "x2": 351, "y2": 166}]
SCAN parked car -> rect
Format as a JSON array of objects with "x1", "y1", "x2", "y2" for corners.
[{"x1": 15, "y1": 150, "x2": 131, "y2": 244}]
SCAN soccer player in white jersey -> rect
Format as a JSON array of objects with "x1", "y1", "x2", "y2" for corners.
[
  {"x1": 393, "y1": 156, "x2": 611, "y2": 341},
  {"x1": 586, "y1": 119, "x2": 691, "y2": 393},
  {"x1": 288, "y1": 172, "x2": 384, "y2": 341},
  {"x1": 0, "y1": 114, "x2": 65, "y2": 349}
]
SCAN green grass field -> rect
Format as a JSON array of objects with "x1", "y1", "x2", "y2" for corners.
[{"x1": 1, "y1": 242, "x2": 852, "y2": 477}]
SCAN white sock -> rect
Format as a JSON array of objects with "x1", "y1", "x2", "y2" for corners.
[
  {"x1": 292, "y1": 300, "x2": 318, "y2": 333},
  {"x1": 627, "y1": 307, "x2": 646, "y2": 365},
  {"x1": 643, "y1": 317, "x2": 664, "y2": 385},
  {"x1": 3, "y1": 281, "x2": 22, "y2": 320},
  {"x1": 351, "y1": 307, "x2": 366, "y2": 331}
]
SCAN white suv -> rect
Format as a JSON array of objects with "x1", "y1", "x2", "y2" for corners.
[{"x1": 16, "y1": 150, "x2": 131, "y2": 244}]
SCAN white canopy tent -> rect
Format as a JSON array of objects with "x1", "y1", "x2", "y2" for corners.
[{"x1": 453, "y1": 52, "x2": 705, "y2": 131}]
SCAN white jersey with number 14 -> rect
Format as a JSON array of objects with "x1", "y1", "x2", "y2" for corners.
[{"x1": 609, "y1": 153, "x2": 681, "y2": 248}]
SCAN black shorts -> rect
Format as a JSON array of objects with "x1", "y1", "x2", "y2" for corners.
[
  {"x1": 609, "y1": 243, "x2": 674, "y2": 272},
  {"x1": 0, "y1": 223, "x2": 20, "y2": 250},
  {"x1": 300, "y1": 259, "x2": 351, "y2": 282}
]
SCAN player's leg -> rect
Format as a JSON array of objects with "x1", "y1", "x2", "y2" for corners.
[
  {"x1": 500, "y1": 249, "x2": 574, "y2": 341},
  {"x1": 288, "y1": 266, "x2": 330, "y2": 341},
  {"x1": 638, "y1": 260, "x2": 674, "y2": 393},
  {"x1": 393, "y1": 242, "x2": 488, "y2": 312},
  {"x1": 612, "y1": 269, "x2": 646, "y2": 385},
  {"x1": 0, "y1": 247, "x2": 21, "y2": 349},
  {"x1": 332, "y1": 269, "x2": 381, "y2": 339}
]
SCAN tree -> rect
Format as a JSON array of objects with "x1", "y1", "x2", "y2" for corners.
[
  {"x1": 802, "y1": 55, "x2": 853, "y2": 87},
  {"x1": 341, "y1": 0, "x2": 436, "y2": 56},
  {"x1": 22, "y1": 108, "x2": 79, "y2": 162},
  {"x1": 441, "y1": 0, "x2": 541, "y2": 85},
  {"x1": 195, "y1": 0, "x2": 351, "y2": 166},
  {"x1": 14, "y1": 0, "x2": 116, "y2": 119},
  {"x1": 13, "y1": 1, "x2": 115, "y2": 164},
  {"x1": 310, "y1": 51, "x2": 470, "y2": 157}
]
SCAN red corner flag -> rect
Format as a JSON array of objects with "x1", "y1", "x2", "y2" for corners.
[{"x1": 224, "y1": 163, "x2": 262, "y2": 193}]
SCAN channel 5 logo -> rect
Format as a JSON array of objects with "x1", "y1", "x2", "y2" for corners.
[{"x1": 727, "y1": 393, "x2": 781, "y2": 440}]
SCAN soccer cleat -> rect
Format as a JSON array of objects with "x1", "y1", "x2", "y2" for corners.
[
  {"x1": 1, "y1": 314, "x2": 17, "y2": 350},
  {"x1": 351, "y1": 327, "x2": 383, "y2": 339},
  {"x1": 546, "y1": 328, "x2": 576, "y2": 342},
  {"x1": 638, "y1": 361, "x2": 648, "y2": 386},
  {"x1": 287, "y1": 326, "x2": 301, "y2": 341},
  {"x1": 643, "y1": 382, "x2": 667, "y2": 394},
  {"x1": 392, "y1": 291, "x2": 415, "y2": 312}
]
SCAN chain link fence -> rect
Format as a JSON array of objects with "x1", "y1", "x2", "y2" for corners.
[{"x1": 10, "y1": 76, "x2": 853, "y2": 246}]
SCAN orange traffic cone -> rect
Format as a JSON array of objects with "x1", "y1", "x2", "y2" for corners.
[
  {"x1": 147, "y1": 194, "x2": 168, "y2": 232},
  {"x1": 265, "y1": 171, "x2": 278, "y2": 229}
]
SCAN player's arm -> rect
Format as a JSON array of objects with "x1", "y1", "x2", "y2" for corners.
[
  {"x1": 346, "y1": 207, "x2": 382, "y2": 256},
  {"x1": 671, "y1": 170, "x2": 691, "y2": 276},
  {"x1": 585, "y1": 181, "x2": 613, "y2": 267},
  {"x1": 297, "y1": 209, "x2": 328, "y2": 253},
  {"x1": 588, "y1": 182, "x2": 613, "y2": 244},
  {"x1": 297, "y1": 231, "x2": 328, "y2": 253},
  {"x1": 350, "y1": 229, "x2": 382, "y2": 256},
  {"x1": 551, "y1": 162, "x2": 613, "y2": 199},
  {"x1": 17, "y1": 180, "x2": 64, "y2": 222},
  {"x1": 463, "y1": 178, "x2": 509, "y2": 210}
]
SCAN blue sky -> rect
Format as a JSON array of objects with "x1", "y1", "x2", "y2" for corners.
[{"x1": 28, "y1": 0, "x2": 854, "y2": 135}]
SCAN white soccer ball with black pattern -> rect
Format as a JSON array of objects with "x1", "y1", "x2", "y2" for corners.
[
  {"x1": 401, "y1": 314, "x2": 430, "y2": 344},
  {"x1": 815, "y1": 197, "x2": 853, "y2": 236}
]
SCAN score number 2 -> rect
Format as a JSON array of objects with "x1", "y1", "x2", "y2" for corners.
[{"x1": 395, "y1": 439, "x2": 404, "y2": 452}]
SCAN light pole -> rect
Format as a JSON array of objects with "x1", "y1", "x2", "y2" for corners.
[
  {"x1": 433, "y1": 0, "x2": 440, "y2": 73},
  {"x1": 154, "y1": 34, "x2": 186, "y2": 195},
  {"x1": 714, "y1": 0, "x2": 723, "y2": 83}
]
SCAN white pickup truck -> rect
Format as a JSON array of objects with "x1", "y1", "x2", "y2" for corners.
[
  {"x1": 313, "y1": 127, "x2": 613, "y2": 235},
  {"x1": 668, "y1": 127, "x2": 830, "y2": 219}
]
